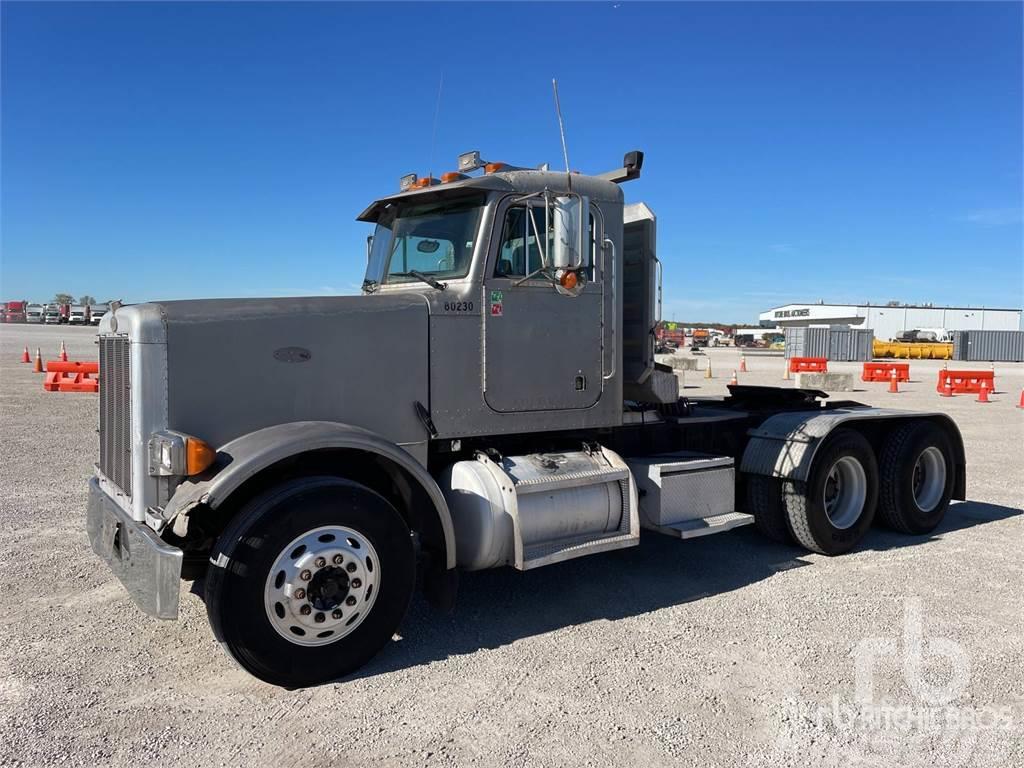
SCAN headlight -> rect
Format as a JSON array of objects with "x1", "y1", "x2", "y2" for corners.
[{"x1": 148, "y1": 431, "x2": 216, "y2": 477}]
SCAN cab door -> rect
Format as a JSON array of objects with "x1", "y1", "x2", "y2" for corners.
[{"x1": 483, "y1": 199, "x2": 604, "y2": 413}]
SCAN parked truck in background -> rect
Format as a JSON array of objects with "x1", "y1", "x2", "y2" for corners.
[
  {"x1": 690, "y1": 328, "x2": 710, "y2": 349},
  {"x1": 26, "y1": 304, "x2": 44, "y2": 323},
  {"x1": 87, "y1": 149, "x2": 966, "y2": 687},
  {"x1": 69, "y1": 305, "x2": 88, "y2": 325},
  {"x1": 896, "y1": 328, "x2": 951, "y2": 343},
  {"x1": 43, "y1": 305, "x2": 62, "y2": 324},
  {"x1": 3, "y1": 300, "x2": 27, "y2": 323},
  {"x1": 655, "y1": 321, "x2": 686, "y2": 352},
  {"x1": 89, "y1": 304, "x2": 108, "y2": 325}
]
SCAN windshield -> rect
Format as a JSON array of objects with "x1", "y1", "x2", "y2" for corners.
[{"x1": 364, "y1": 193, "x2": 486, "y2": 288}]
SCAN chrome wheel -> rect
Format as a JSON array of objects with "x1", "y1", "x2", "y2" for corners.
[
  {"x1": 912, "y1": 446, "x2": 946, "y2": 513},
  {"x1": 822, "y1": 456, "x2": 867, "y2": 530},
  {"x1": 264, "y1": 525, "x2": 380, "y2": 647}
]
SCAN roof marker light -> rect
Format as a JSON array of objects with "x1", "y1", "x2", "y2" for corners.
[{"x1": 484, "y1": 162, "x2": 507, "y2": 174}]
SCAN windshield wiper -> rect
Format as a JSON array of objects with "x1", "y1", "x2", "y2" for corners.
[{"x1": 393, "y1": 270, "x2": 447, "y2": 291}]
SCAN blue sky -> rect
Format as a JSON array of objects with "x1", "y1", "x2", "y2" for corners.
[{"x1": 2, "y1": 1, "x2": 1021, "y2": 322}]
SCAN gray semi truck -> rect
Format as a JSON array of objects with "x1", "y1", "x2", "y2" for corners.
[{"x1": 88, "y1": 150, "x2": 965, "y2": 687}]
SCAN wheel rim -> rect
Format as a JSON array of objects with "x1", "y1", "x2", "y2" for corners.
[
  {"x1": 912, "y1": 446, "x2": 946, "y2": 513},
  {"x1": 822, "y1": 456, "x2": 867, "y2": 530},
  {"x1": 264, "y1": 525, "x2": 381, "y2": 647}
]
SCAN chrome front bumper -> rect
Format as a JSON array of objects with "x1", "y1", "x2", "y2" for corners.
[{"x1": 86, "y1": 477, "x2": 183, "y2": 619}]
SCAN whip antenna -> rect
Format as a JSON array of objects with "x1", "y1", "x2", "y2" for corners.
[
  {"x1": 552, "y1": 78, "x2": 571, "y2": 182},
  {"x1": 428, "y1": 71, "x2": 444, "y2": 183}
]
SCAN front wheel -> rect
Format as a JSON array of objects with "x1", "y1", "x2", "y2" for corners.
[
  {"x1": 205, "y1": 476, "x2": 415, "y2": 687},
  {"x1": 783, "y1": 429, "x2": 878, "y2": 555}
]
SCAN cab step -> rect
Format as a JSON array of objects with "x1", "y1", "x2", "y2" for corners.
[{"x1": 647, "y1": 511, "x2": 754, "y2": 540}]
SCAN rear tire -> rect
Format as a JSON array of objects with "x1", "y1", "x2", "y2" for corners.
[
  {"x1": 877, "y1": 421, "x2": 954, "y2": 534},
  {"x1": 783, "y1": 429, "x2": 878, "y2": 555},
  {"x1": 205, "y1": 476, "x2": 415, "y2": 687},
  {"x1": 746, "y1": 475, "x2": 793, "y2": 543}
]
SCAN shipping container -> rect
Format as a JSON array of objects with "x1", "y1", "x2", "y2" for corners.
[
  {"x1": 785, "y1": 327, "x2": 829, "y2": 359},
  {"x1": 951, "y1": 330, "x2": 968, "y2": 361},
  {"x1": 785, "y1": 327, "x2": 872, "y2": 361},
  {"x1": 828, "y1": 328, "x2": 874, "y2": 362},
  {"x1": 953, "y1": 330, "x2": 1024, "y2": 362}
]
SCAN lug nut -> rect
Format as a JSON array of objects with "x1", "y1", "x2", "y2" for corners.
[
  {"x1": 346, "y1": 562, "x2": 357, "y2": 573},
  {"x1": 299, "y1": 604, "x2": 311, "y2": 615},
  {"x1": 315, "y1": 557, "x2": 327, "y2": 568},
  {"x1": 293, "y1": 588, "x2": 306, "y2": 600},
  {"x1": 345, "y1": 596, "x2": 357, "y2": 607},
  {"x1": 350, "y1": 578, "x2": 362, "y2": 589},
  {"x1": 332, "y1": 554, "x2": 344, "y2": 565},
  {"x1": 331, "y1": 610, "x2": 343, "y2": 620},
  {"x1": 314, "y1": 612, "x2": 325, "y2": 623},
  {"x1": 299, "y1": 569, "x2": 312, "y2": 581}
]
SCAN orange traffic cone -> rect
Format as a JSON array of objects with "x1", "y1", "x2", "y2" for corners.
[
  {"x1": 888, "y1": 369, "x2": 900, "y2": 393},
  {"x1": 739, "y1": 355, "x2": 748, "y2": 373},
  {"x1": 729, "y1": 370, "x2": 738, "y2": 386},
  {"x1": 939, "y1": 380, "x2": 953, "y2": 397},
  {"x1": 59, "y1": 341, "x2": 68, "y2": 362},
  {"x1": 977, "y1": 380, "x2": 991, "y2": 403},
  {"x1": 1017, "y1": 389, "x2": 1023, "y2": 409},
  {"x1": 704, "y1": 361, "x2": 713, "y2": 379},
  {"x1": 33, "y1": 348, "x2": 43, "y2": 373},
  {"x1": 21, "y1": 346, "x2": 30, "y2": 363}
]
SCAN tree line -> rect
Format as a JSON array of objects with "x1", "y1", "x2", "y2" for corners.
[{"x1": 51, "y1": 294, "x2": 99, "y2": 305}]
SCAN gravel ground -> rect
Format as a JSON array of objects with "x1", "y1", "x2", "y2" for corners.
[{"x1": 1, "y1": 325, "x2": 1021, "y2": 768}]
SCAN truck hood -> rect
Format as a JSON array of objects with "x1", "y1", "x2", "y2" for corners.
[{"x1": 111, "y1": 294, "x2": 433, "y2": 450}]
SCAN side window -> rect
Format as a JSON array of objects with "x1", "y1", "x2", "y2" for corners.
[
  {"x1": 493, "y1": 202, "x2": 599, "y2": 281},
  {"x1": 494, "y1": 206, "x2": 549, "y2": 278}
]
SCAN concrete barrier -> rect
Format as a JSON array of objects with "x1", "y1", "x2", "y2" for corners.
[
  {"x1": 666, "y1": 356, "x2": 698, "y2": 371},
  {"x1": 794, "y1": 372, "x2": 855, "y2": 392}
]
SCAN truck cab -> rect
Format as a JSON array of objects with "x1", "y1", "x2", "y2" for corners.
[
  {"x1": 69, "y1": 305, "x2": 87, "y2": 325},
  {"x1": 87, "y1": 150, "x2": 966, "y2": 687}
]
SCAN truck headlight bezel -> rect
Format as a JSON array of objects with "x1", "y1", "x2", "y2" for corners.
[{"x1": 148, "y1": 431, "x2": 216, "y2": 477}]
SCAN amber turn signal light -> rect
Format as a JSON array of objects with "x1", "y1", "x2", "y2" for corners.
[
  {"x1": 185, "y1": 437, "x2": 216, "y2": 476},
  {"x1": 559, "y1": 271, "x2": 579, "y2": 290}
]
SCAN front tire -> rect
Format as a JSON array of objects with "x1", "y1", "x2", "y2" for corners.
[
  {"x1": 783, "y1": 429, "x2": 878, "y2": 555},
  {"x1": 205, "y1": 476, "x2": 415, "y2": 687},
  {"x1": 877, "y1": 421, "x2": 955, "y2": 534}
]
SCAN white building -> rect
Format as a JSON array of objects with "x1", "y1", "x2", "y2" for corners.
[{"x1": 758, "y1": 303, "x2": 1022, "y2": 342}]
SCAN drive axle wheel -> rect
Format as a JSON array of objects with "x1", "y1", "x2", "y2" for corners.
[
  {"x1": 877, "y1": 421, "x2": 955, "y2": 534},
  {"x1": 783, "y1": 429, "x2": 878, "y2": 555},
  {"x1": 746, "y1": 475, "x2": 793, "y2": 544},
  {"x1": 205, "y1": 476, "x2": 415, "y2": 687}
]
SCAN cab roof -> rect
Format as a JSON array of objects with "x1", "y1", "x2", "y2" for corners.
[{"x1": 357, "y1": 169, "x2": 623, "y2": 223}]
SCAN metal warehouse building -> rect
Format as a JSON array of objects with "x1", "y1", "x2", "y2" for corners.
[{"x1": 758, "y1": 303, "x2": 1023, "y2": 341}]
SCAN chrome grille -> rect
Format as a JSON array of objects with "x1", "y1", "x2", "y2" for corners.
[{"x1": 99, "y1": 335, "x2": 132, "y2": 496}]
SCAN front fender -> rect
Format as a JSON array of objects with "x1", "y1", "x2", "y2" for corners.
[
  {"x1": 163, "y1": 420, "x2": 456, "y2": 568},
  {"x1": 740, "y1": 408, "x2": 966, "y2": 500}
]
